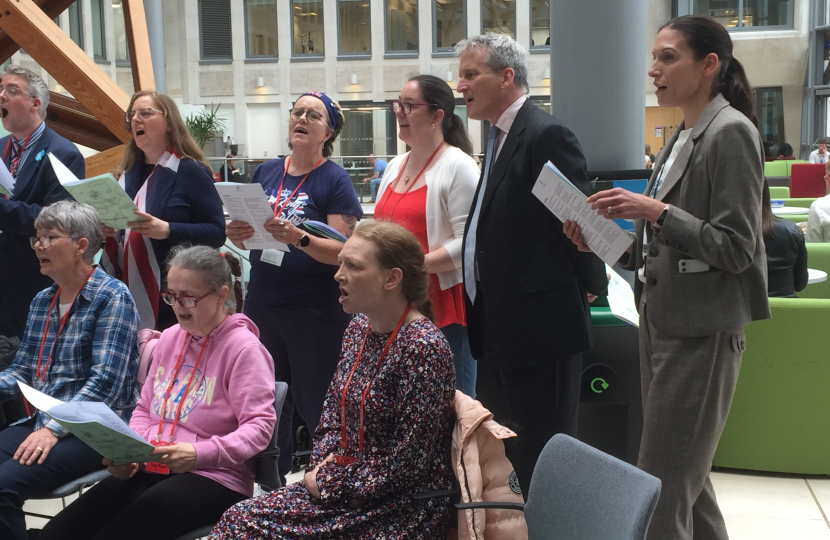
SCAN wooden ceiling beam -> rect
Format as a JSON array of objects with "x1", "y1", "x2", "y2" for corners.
[
  {"x1": 123, "y1": 0, "x2": 155, "y2": 92},
  {"x1": 0, "y1": 0, "x2": 131, "y2": 143},
  {"x1": 0, "y1": 0, "x2": 75, "y2": 64},
  {"x1": 85, "y1": 145, "x2": 126, "y2": 178},
  {"x1": 46, "y1": 92, "x2": 123, "y2": 151}
]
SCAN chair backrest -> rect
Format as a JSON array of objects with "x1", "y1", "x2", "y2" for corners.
[
  {"x1": 799, "y1": 243, "x2": 830, "y2": 300},
  {"x1": 764, "y1": 161, "x2": 788, "y2": 177},
  {"x1": 790, "y1": 164, "x2": 827, "y2": 198},
  {"x1": 769, "y1": 186, "x2": 790, "y2": 199},
  {"x1": 523, "y1": 434, "x2": 661, "y2": 540},
  {"x1": 255, "y1": 380, "x2": 288, "y2": 491}
]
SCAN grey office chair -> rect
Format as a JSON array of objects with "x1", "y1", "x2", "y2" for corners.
[
  {"x1": 455, "y1": 433, "x2": 662, "y2": 540},
  {"x1": 25, "y1": 469, "x2": 112, "y2": 520}
]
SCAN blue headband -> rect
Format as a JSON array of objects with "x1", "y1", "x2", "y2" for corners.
[{"x1": 299, "y1": 91, "x2": 339, "y2": 131}]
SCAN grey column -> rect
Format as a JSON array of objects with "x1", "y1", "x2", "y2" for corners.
[
  {"x1": 144, "y1": 0, "x2": 167, "y2": 93},
  {"x1": 549, "y1": 0, "x2": 646, "y2": 171}
]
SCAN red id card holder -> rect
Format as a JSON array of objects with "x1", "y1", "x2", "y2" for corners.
[{"x1": 145, "y1": 440, "x2": 172, "y2": 475}]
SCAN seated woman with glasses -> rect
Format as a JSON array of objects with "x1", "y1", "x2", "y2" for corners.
[
  {"x1": 0, "y1": 200, "x2": 140, "y2": 540},
  {"x1": 212, "y1": 221, "x2": 455, "y2": 540},
  {"x1": 37, "y1": 245, "x2": 277, "y2": 540},
  {"x1": 225, "y1": 91, "x2": 362, "y2": 484},
  {"x1": 101, "y1": 91, "x2": 226, "y2": 332}
]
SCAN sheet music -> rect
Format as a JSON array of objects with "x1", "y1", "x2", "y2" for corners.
[{"x1": 214, "y1": 182, "x2": 289, "y2": 251}]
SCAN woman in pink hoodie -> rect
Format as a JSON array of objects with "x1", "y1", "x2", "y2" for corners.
[{"x1": 37, "y1": 246, "x2": 276, "y2": 540}]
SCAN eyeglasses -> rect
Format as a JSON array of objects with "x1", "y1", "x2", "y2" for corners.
[
  {"x1": 391, "y1": 100, "x2": 437, "y2": 115},
  {"x1": 161, "y1": 290, "x2": 214, "y2": 308},
  {"x1": 125, "y1": 107, "x2": 163, "y2": 123},
  {"x1": 288, "y1": 107, "x2": 325, "y2": 123},
  {"x1": 0, "y1": 85, "x2": 36, "y2": 99},
  {"x1": 30, "y1": 235, "x2": 71, "y2": 249}
]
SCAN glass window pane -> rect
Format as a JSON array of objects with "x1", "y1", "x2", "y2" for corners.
[
  {"x1": 113, "y1": 0, "x2": 129, "y2": 63},
  {"x1": 246, "y1": 0, "x2": 278, "y2": 57},
  {"x1": 530, "y1": 0, "x2": 549, "y2": 48},
  {"x1": 756, "y1": 88, "x2": 785, "y2": 159},
  {"x1": 743, "y1": 0, "x2": 791, "y2": 27},
  {"x1": 435, "y1": 0, "x2": 465, "y2": 51},
  {"x1": 92, "y1": 0, "x2": 106, "y2": 60},
  {"x1": 293, "y1": 0, "x2": 325, "y2": 55},
  {"x1": 822, "y1": 29, "x2": 830, "y2": 86},
  {"x1": 339, "y1": 0, "x2": 371, "y2": 54},
  {"x1": 482, "y1": 0, "x2": 516, "y2": 38},
  {"x1": 69, "y1": 2, "x2": 83, "y2": 50},
  {"x1": 386, "y1": 0, "x2": 418, "y2": 52},
  {"x1": 693, "y1": 0, "x2": 740, "y2": 27}
]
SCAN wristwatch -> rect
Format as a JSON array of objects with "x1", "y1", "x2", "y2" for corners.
[
  {"x1": 652, "y1": 204, "x2": 670, "y2": 228},
  {"x1": 296, "y1": 233, "x2": 310, "y2": 248}
]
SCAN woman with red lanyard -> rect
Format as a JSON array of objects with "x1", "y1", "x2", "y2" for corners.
[
  {"x1": 101, "y1": 91, "x2": 227, "y2": 332},
  {"x1": 226, "y1": 91, "x2": 362, "y2": 484},
  {"x1": 376, "y1": 75, "x2": 479, "y2": 397},
  {"x1": 38, "y1": 245, "x2": 276, "y2": 540},
  {"x1": 212, "y1": 221, "x2": 455, "y2": 540}
]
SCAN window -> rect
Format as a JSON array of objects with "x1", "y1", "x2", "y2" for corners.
[
  {"x1": 246, "y1": 0, "x2": 278, "y2": 58},
  {"x1": 92, "y1": 0, "x2": 106, "y2": 61},
  {"x1": 113, "y1": 0, "x2": 130, "y2": 65},
  {"x1": 434, "y1": 0, "x2": 465, "y2": 52},
  {"x1": 68, "y1": 1, "x2": 84, "y2": 50},
  {"x1": 691, "y1": 0, "x2": 792, "y2": 28},
  {"x1": 530, "y1": 0, "x2": 549, "y2": 49},
  {"x1": 200, "y1": 0, "x2": 233, "y2": 61},
  {"x1": 386, "y1": 0, "x2": 418, "y2": 54},
  {"x1": 339, "y1": 0, "x2": 371, "y2": 56},
  {"x1": 756, "y1": 87, "x2": 786, "y2": 159},
  {"x1": 292, "y1": 0, "x2": 325, "y2": 56},
  {"x1": 482, "y1": 0, "x2": 516, "y2": 38}
]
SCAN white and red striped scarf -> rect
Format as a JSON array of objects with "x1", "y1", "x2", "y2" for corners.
[{"x1": 102, "y1": 151, "x2": 181, "y2": 330}]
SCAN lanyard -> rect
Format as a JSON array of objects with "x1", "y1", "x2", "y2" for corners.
[
  {"x1": 273, "y1": 156, "x2": 325, "y2": 219},
  {"x1": 34, "y1": 267, "x2": 96, "y2": 382},
  {"x1": 338, "y1": 304, "x2": 412, "y2": 463},
  {"x1": 154, "y1": 332, "x2": 210, "y2": 443},
  {"x1": 377, "y1": 141, "x2": 444, "y2": 220},
  {"x1": 4, "y1": 132, "x2": 33, "y2": 176}
]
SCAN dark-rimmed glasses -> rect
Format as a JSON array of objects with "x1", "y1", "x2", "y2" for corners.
[
  {"x1": 289, "y1": 107, "x2": 325, "y2": 123},
  {"x1": 161, "y1": 290, "x2": 214, "y2": 308},
  {"x1": 126, "y1": 107, "x2": 163, "y2": 123},
  {"x1": 30, "y1": 235, "x2": 71, "y2": 249},
  {"x1": 391, "y1": 100, "x2": 437, "y2": 115}
]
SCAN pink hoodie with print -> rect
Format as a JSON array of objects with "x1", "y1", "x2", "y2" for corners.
[{"x1": 130, "y1": 313, "x2": 276, "y2": 497}]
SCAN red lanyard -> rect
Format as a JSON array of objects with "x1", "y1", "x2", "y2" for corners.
[
  {"x1": 273, "y1": 156, "x2": 325, "y2": 219},
  {"x1": 34, "y1": 267, "x2": 96, "y2": 382},
  {"x1": 154, "y1": 333, "x2": 210, "y2": 443},
  {"x1": 377, "y1": 141, "x2": 445, "y2": 220},
  {"x1": 338, "y1": 304, "x2": 412, "y2": 463},
  {"x1": 4, "y1": 132, "x2": 33, "y2": 176}
]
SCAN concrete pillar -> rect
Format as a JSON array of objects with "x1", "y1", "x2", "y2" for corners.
[
  {"x1": 144, "y1": 0, "x2": 167, "y2": 93},
  {"x1": 549, "y1": 0, "x2": 646, "y2": 171}
]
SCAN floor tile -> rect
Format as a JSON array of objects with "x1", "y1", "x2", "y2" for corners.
[
  {"x1": 711, "y1": 471, "x2": 824, "y2": 520},
  {"x1": 806, "y1": 478, "x2": 830, "y2": 519},
  {"x1": 722, "y1": 516, "x2": 830, "y2": 540}
]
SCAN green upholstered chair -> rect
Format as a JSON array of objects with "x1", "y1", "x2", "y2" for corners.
[
  {"x1": 798, "y1": 243, "x2": 830, "y2": 300},
  {"x1": 785, "y1": 159, "x2": 810, "y2": 175},
  {"x1": 768, "y1": 186, "x2": 790, "y2": 199},
  {"x1": 713, "y1": 297, "x2": 830, "y2": 473},
  {"x1": 778, "y1": 213, "x2": 808, "y2": 224},
  {"x1": 781, "y1": 197, "x2": 817, "y2": 209},
  {"x1": 764, "y1": 161, "x2": 788, "y2": 177}
]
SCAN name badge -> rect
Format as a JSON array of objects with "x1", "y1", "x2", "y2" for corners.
[
  {"x1": 145, "y1": 440, "x2": 173, "y2": 475},
  {"x1": 261, "y1": 249, "x2": 285, "y2": 267}
]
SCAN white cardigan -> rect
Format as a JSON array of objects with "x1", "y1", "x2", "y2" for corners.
[{"x1": 377, "y1": 145, "x2": 480, "y2": 290}]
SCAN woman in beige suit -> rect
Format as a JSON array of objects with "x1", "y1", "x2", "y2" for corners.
[{"x1": 564, "y1": 15, "x2": 770, "y2": 540}]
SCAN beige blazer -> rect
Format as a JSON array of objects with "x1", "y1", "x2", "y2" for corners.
[{"x1": 625, "y1": 94, "x2": 770, "y2": 336}]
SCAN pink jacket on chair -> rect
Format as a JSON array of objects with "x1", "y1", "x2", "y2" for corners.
[{"x1": 453, "y1": 391, "x2": 528, "y2": 540}]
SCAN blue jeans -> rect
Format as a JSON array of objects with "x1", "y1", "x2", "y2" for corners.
[
  {"x1": 439, "y1": 324, "x2": 477, "y2": 397},
  {"x1": 370, "y1": 178, "x2": 382, "y2": 201}
]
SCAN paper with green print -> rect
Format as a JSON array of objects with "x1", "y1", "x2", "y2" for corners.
[{"x1": 48, "y1": 153, "x2": 144, "y2": 229}]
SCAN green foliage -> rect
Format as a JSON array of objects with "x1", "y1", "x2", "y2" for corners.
[{"x1": 185, "y1": 104, "x2": 227, "y2": 148}]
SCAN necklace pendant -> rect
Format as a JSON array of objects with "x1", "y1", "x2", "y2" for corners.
[{"x1": 403, "y1": 176, "x2": 410, "y2": 185}]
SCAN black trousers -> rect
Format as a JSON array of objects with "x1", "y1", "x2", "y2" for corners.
[
  {"x1": 36, "y1": 471, "x2": 246, "y2": 540},
  {"x1": 0, "y1": 424, "x2": 104, "y2": 540},
  {"x1": 476, "y1": 354, "x2": 582, "y2": 498}
]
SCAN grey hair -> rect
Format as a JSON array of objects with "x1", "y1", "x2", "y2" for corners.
[
  {"x1": 455, "y1": 33, "x2": 529, "y2": 93},
  {"x1": 166, "y1": 245, "x2": 231, "y2": 298},
  {"x1": 34, "y1": 200, "x2": 103, "y2": 264},
  {"x1": 4, "y1": 65, "x2": 50, "y2": 121}
]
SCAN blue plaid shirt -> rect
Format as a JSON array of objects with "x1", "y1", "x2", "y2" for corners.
[{"x1": 0, "y1": 266, "x2": 140, "y2": 437}]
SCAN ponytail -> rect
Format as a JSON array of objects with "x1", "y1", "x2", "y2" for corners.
[
  {"x1": 442, "y1": 114, "x2": 474, "y2": 155},
  {"x1": 718, "y1": 58, "x2": 757, "y2": 127}
]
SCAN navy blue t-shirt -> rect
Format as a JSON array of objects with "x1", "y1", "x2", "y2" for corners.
[{"x1": 245, "y1": 158, "x2": 363, "y2": 308}]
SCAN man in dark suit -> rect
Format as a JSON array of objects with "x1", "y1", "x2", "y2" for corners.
[
  {"x1": 457, "y1": 34, "x2": 607, "y2": 495},
  {"x1": 0, "y1": 65, "x2": 83, "y2": 363}
]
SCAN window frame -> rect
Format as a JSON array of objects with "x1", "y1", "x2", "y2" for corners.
[
  {"x1": 114, "y1": 0, "x2": 131, "y2": 67},
  {"x1": 291, "y1": 0, "x2": 326, "y2": 60},
  {"x1": 68, "y1": 1, "x2": 84, "y2": 51},
  {"x1": 432, "y1": 0, "x2": 467, "y2": 57},
  {"x1": 676, "y1": 0, "x2": 794, "y2": 30},
  {"x1": 244, "y1": 0, "x2": 279, "y2": 60},
  {"x1": 480, "y1": 0, "x2": 517, "y2": 39},
  {"x1": 384, "y1": 0, "x2": 419, "y2": 58},
  {"x1": 529, "y1": 0, "x2": 549, "y2": 52},
  {"x1": 199, "y1": 0, "x2": 233, "y2": 64},
  {"x1": 92, "y1": 0, "x2": 107, "y2": 62},
  {"x1": 337, "y1": 0, "x2": 372, "y2": 59}
]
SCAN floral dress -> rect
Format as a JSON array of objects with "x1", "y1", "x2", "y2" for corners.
[{"x1": 210, "y1": 315, "x2": 456, "y2": 540}]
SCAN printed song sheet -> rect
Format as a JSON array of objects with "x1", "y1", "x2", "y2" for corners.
[
  {"x1": 532, "y1": 161, "x2": 633, "y2": 267},
  {"x1": 214, "y1": 182, "x2": 289, "y2": 251},
  {"x1": 605, "y1": 264, "x2": 640, "y2": 327},
  {"x1": 0, "y1": 159, "x2": 14, "y2": 197}
]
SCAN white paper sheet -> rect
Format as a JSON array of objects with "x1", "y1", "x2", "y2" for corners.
[
  {"x1": 214, "y1": 182, "x2": 289, "y2": 251},
  {"x1": 532, "y1": 161, "x2": 633, "y2": 267},
  {"x1": 605, "y1": 265, "x2": 640, "y2": 327},
  {"x1": 0, "y1": 159, "x2": 14, "y2": 197}
]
